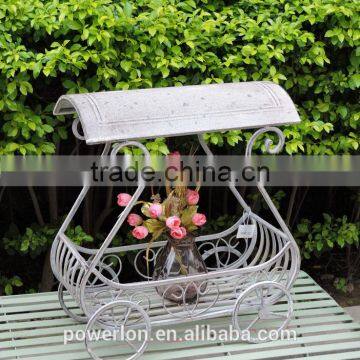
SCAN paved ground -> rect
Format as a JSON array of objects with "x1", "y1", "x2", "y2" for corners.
[{"x1": 345, "y1": 306, "x2": 360, "y2": 322}]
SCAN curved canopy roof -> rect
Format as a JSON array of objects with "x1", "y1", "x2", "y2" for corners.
[{"x1": 53, "y1": 81, "x2": 300, "y2": 144}]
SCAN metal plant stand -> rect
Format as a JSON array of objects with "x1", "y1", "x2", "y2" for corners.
[{"x1": 51, "y1": 81, "x2": 301, "y2": 359}]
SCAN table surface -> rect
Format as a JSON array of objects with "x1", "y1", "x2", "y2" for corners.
[{"x1": 1, "y1": 271, "x2": 360, "y2": 360}]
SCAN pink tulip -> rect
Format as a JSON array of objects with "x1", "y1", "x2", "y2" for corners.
[
  {"x1": 170, "y1": 227, "x2": 186, "y2": 240},
  {"x1": 132, "y1": 226, "x2": 148, "y2": 240},
  {"x1": 166, "y1": 151, "x2": 181, "y2": 171},
  {"x1": 166, "y1": 216, "x2": 181, "y2": 229},
  {"x1": 127, "y1": 213, "x2": 142, "y2": 227},
  {"x1": 117, "y1": 193, "x2": 132, "y2": 206},
  {"x1": 148, "y1": 203, "x2": 162, "y2": 218},
  {"x1": 192, "y1": 213, "x2": 207, "y2": 226},
  {"x1": 186, "y1": 189, "x2": 199, "y2": 205},
  {"x1": 180, "y1": 226, "x2": 187, "y2": 237}
]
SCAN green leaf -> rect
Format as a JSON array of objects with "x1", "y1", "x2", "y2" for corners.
[
  {"x1": 63, "y1": 80, "x2": 77, "y2": 89},
  {"x1": 58, "y1": 127, "x2": 68, "y2": 140},
  {"x1": 148, "y1": 27, "x2": 156, "y2": 37},
  {"x1": 160, "y1": 67, "x2": 169, "y2": 78},
  {"x1": 43, "y1": 124, "x2": 54, "y2": 133},
  {"x1": 349, "y1": 74, "x2": 360, "y2": 89},
  {"x1": 180, "y1": 206, "x2": 198, "y2": 227},
  {"x1": 5, "y1": 143, "x2": 19, "y2": 152},
  {"x1": 20, "y1": 239, "x2": 30, "y2": 252},
  {"x1": 323, "y1": 213, "x2": 332, "y2": 223},
  {"x1": 317, "y1": 102, "x2": 329, "y2": 113},
  {"x1": 297, "y1": 223, "x2": 308, "y2": 234},
  {"x1": 20, "y1": 83, "x2": 27, "y2": 95},
  {"x1": 8, "y1": 127, "x2": 18, "y2": 137},
  {"x1": 241, "y1": 45, "x2": 256, "y2": 57},
  {"x1": 316, "y1": 241, "x2": 323, "y2": 251},
  {"x1": 7, "y1": 82, "x2": 16, "y2": 94},
  {"x1": 67, "y1": 20, "x2": 82, "y2": 30},
  {"x1": 40, "y1": 143, "x2": 56, "y2": 154},
  {"x1": 124, "y1": 1, "x2": 132, "y2": 17},
  {"x1": 143, "y1": 219, "x2": 165, "y2": 233},
  {"x1": 4, "y1": 284, "x2": 13, "y2": 295},
  {"x1": 141, "y1": 203, "x2": 151, "y2": 217},
  {"x1": 338, "y1": 106, "x2": 348, "y2": 119},
  {"x1": 12, "y1": 277, "x2": 23, "y2": 287},
  {"x1": 120, "y1": 60, "x2": 132, "y2": 72}
]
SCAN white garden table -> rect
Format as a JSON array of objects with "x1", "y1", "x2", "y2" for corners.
[{"x1": 1, "y1": 271, "x2": 360, "y2": 359}]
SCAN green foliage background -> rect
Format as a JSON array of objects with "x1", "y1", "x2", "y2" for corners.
[
  {"x1": 0, "y1": 0, "x2": 359, "y2": 155},
  {"x1": 0, "y1": 0, "x2": 359, "y2": 296}
]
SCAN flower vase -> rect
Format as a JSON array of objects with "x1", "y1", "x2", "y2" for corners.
[{"x1": 153, "y1": 235, "x2": 208, "y2": 303}]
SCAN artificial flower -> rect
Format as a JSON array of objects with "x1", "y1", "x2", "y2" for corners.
[
  {"x1": 148, "y1": 203, "x2": 162, "y2": 218},
  {"x1": 186, "y1": 189, "x2": 199, "y2": 205},
  {"x1": 192, "y1": 213, "x2": 206, "y2": 226},
  {"x1": 166, "y1": 215, "x2": 181, "y2": 229},
  {"x1": 117, "y1": 193, "x2": 132, "y2": 206},
  {"x1": 132, "y1": 226, "x2": 149, "y2": 239},
  {"x1": 127, "y1": 213, "x2": 142, "y2": 226}
]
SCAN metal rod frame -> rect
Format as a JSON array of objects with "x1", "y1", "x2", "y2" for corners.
[{"x1": 50, "y1": 120, "x2": 301, "y2": 359}]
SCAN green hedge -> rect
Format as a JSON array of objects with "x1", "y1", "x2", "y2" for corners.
[{"x1": 0, "y1": 0, "x2": 359, "y2": 155}]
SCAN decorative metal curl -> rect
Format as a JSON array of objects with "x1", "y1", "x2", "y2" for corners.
[
  {"x1": 161, "y1": 280, "x2": 220, "y2": 319},
  {"x1": 245, "y1": 127, "x2": 285, "y2": 157},
  {"x1": 91, "y1": 288, "x2": 120, "y2": 309},
  {"x1": 72, "y1": 116, "x2": 85, "y2": 140},
  {"x1": 233, "y1": 274, "x2": 255, "y2": 299},
  {"x1": 128, "y1": 292, "x2": 151, "y2": 314},
  {"x1": 254, "y1": 267, "x2": 287, "y2": 286},
  {"x1": 111, "y1": 141, "x2": 151, "y2": 164},
  {"x1": 99, "y1": 254, "x2": 122, "y2": 281},
  {"x1": 198, "y1": 235, "x2": 247, "y2": 271},
  {"x1": 86, "y1": 254, "x2": 122, "y2": 286},
  {"x1": 103, "y1": 290, "x2": 151, "y2": 325},
  {"x1": 134, "y1": 247, "x2": 163, "y2": 279}
]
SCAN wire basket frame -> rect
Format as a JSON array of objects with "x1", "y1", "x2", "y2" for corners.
[{"x1": 51, "y1": 83, "x2": 301, "y2": 359}]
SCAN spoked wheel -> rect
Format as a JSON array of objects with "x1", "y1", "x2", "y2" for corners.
[
  {"x1": 85, "y1": 300, "x2": 151, "y2": 360},
  {"x1": 58, "y1": 284, "x2": 87, "y2": 323},
  {"x1": 232, "y1": 281, "x2": 293, "y2": 343}
]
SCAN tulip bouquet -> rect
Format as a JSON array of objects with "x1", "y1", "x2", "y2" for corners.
[
  {"x1": 117, "y1": 187, "x2": 207, "y2": 243},
  {"x1": 117, "y1": 152, "x2": 208, "y2": 299},
  {"x1": 118, "y1": 185, "x2": 208, "y2": 295}
]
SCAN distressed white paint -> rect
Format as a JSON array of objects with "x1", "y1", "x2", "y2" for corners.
[{"x1": 53, "y1": 81, "x2": 300, "y2": 144}]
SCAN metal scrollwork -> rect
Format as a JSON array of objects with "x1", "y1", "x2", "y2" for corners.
[
  {"x1": 127, "y1": 291, "x2": 151, "y2": 315},
  {"x1": 86, "y1": 254, "x2": 122, "y2": 286},
  {"x1": 198, "y1": 235, "x2": 249, "y2": 271},
  {"x1": 98, "y1": 254, "x2": 122, "y2": 281},
  {"x1": 53, "y1": 118, "x2": 300, "y2": 358},
  {"x1": 72, "y1": 116, "x2": 85, "y2": 140},
  {"x1": 232, "y1": 273, "x2": 261, "y2": 301},
  {"x1": 245, "y1": 126, "x2": 285, "y2": 157},
  {"x1": 199, "y1": 235, "x2": 247, "y2": 271},
  {"x1": 161, "y1": 280, "x2": 220, "y2": 319},
  {"x1": 134, "y1": 247, "x2": 163, "y2": 279}
]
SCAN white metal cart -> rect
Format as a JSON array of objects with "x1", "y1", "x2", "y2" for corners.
[{"x1": 51, "y1": 81, "x2": 301, "y2": 360}]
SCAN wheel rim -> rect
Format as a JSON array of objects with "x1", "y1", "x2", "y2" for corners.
[
  {"x1": 232, "y1": 281, "x2": 293, "y2": 343},
  {"x1": 85, "y1": 300, "x2": 151, "y2": 360},
  {"x1": 58, "y1": 284, "x2": 87, "y2": 323}
]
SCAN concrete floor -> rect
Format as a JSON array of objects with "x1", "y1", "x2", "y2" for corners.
[{"x1": 345, "y1": 306, "x2": 360, "y2": 322}]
